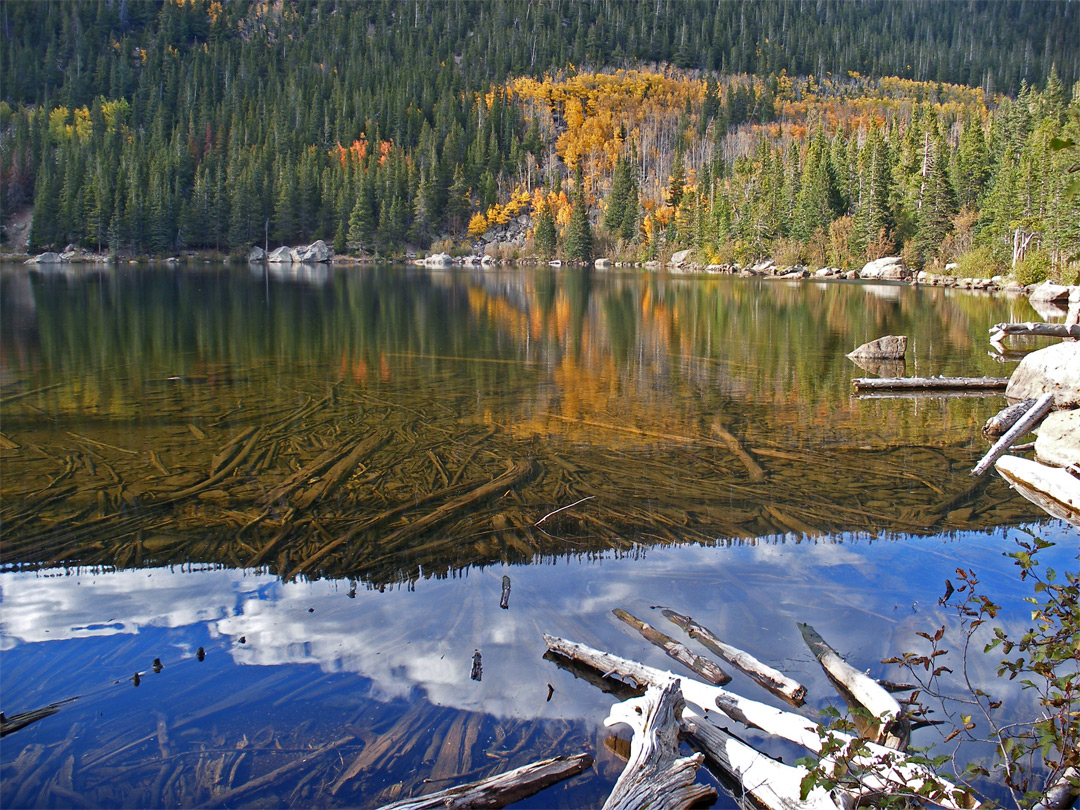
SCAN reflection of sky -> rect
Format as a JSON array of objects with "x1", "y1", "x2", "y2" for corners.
[{"x1": 3, "y1": 520, "x2": 1075, "y2": 733}]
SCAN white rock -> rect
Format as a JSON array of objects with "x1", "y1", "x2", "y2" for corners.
[
  {"x1": 859, "y1": 256, "x2": 908, "y2": 280},
  {"x1": 1006, "y1": 342, "x2": 1080, "y2": 408},
  {"x1": 425, "y1": 253, "x2": 454, "y2": 267},
  {"x1": 1035, "y1": 410, "x2": 1080, "y2": 468},
  {"x1": 1028, "y1": 281, "x2": 1073, "y2": 305},
  {"x1": 594, "y1": 258, "x2": 611, "y2": 269},
  {"x1": 669, "y1": 249, "x2": 692, "y2": 266},
  {"x1": 25, "y1": 252, "x2": 63, "y2": 264},
  {"x1": 267, "y1": 246, "x2": 294, "y2": 263},
  {"x1": 247, "y1": 246, "x2": 266, "y2": 263},
  {"x1": 296, "y1": 240, "x2": 331, "y2": 263}
]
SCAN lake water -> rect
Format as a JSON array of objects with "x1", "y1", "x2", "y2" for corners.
[{"x1": 1, "y1": 263, "x2": 1076, "y2": 808}]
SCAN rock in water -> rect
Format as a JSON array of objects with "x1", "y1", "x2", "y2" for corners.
[
  {"x1": 847, "y1": 335, "x2": 908, "y2": 360},
  {"x1": 859, "y1": 256, "x2": 909, "y2": 280},
  {"x1": 267, "y1": 246, "x2": 294, "y2": 263},
  {"x1": 1035, "y1": 410, "x2": 1080, "y2": 468},
  {"x1": 1005, "y1": 342, "x2": 1080, "y2": 408},
  {"x1": 247, "y1": 246, "x2": 266, "y2": 263},
  {"x1": 296, "y1": 240, "x2": 330, "y2": 263}
]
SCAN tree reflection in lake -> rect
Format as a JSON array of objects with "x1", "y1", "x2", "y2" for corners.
[{"x1": 0, "y1": 264, "x2": 1074, "y2": 808}]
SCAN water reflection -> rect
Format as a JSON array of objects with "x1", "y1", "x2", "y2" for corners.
[
  {"x1": 1, "y1": 522, "x2": 1073, "y2": 808},
  {"x1": 0, "y1": 265, "x2": 1052, "y2": 587}
]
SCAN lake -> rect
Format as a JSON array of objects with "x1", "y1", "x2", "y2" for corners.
[{"x1": 1, "y1": 262, "x2": 1075, "y2": 808}]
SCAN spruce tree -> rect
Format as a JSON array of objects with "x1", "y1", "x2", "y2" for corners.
[
  {"x1": 563, "y1": 169, "x2": 593, "y2": 264},
  {"x1": 534, "y1": 203, "x2": 557, "y2": 259}
]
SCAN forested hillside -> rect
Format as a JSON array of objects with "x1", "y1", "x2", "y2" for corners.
[{"x1": 1, "y1": 0, "x2": 1077, "y2": 279}]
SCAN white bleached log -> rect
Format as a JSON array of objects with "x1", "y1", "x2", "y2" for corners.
[
  {"x1": 971, "y1": 393, "x2": 1055, "y2": 477},
  {"x1": 797, "y1": 622, "x2": 910, "y2": 750},
  {"x1": 543, "y1": 635, "x2": 977, "y2": 810},
  {"x1": 659, "y1": 608, "x2": 806, "y2": 705},
  {"x1": 602, "y1": 681, "x2": 717, "y2": 810}
]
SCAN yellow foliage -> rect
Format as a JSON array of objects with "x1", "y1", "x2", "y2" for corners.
[
  {"x1": 48, "y1": 107, "x2": 69, "y2": 142},
  {"x1": 468, "y1": 212, "x2": 489, "y2": 238},
  {"x1": 73, "y1": 107, "x2": 92, "y2": 139}
]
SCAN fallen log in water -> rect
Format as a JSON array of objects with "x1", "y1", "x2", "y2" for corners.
[
  {"x1": 613, "y1": 609, "x2": 731, "y2": 686},
  {"x1": 852, "y1": 376, "x2": 1009, "y2": 392},
  {"x1": 983, "y1": 398, "x2": 1038, "y2": 436},
  {"x1": 797, "y1": 623, "x2": 910, "y2": 750},
  {"x1": 542, "y1": 635, "x2": 977, "y2": 809},
  {"x1": 658, "y1": 608, "x2": 806, "y2": 705},
  {"x1": 376, "y1": 753, "x2": 593, "y2": 810},
  {"x1": 989, "y1": 322, "x2": 1080, "y2": 341},
  {"x1": 971, "y1": 393, "x2": 1055, "y2": 477},
  {"x1": 602, "y1": 682, "x2": 717, "y2": 810}
]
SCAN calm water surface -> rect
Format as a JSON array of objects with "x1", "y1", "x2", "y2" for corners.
[{"x1": 1, "y1": 263, "x2": 1075, "y2": 808}]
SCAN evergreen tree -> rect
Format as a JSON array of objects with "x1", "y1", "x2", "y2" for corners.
[
  {"x1": 563, "y1": 169, "x2": 593, "y2": 264},
  {"x1": 534, "y1": 202, "x2": 557, "y2": 259},
  {"x1": 604, "y1": 155, "x2": 636, "y2": 238}
]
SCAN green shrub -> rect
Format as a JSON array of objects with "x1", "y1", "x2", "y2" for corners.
[
  {"x1": 954, "y1": 246, "x2": 1003, "y2": 279},
  {"x1": 1011, "y1": 248, "x2": 1050, "y2": 285}
]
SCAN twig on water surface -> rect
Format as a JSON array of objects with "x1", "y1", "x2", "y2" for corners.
[{"x1": 534, "y1": 496, "x2": 595, "y2": 527}]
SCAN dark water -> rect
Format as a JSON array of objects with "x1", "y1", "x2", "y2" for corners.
[{"x1": 1, "y1": 263, "x2": 1075, "y2": 808}]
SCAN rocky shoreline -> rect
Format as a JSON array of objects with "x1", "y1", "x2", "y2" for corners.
[{"x1": 9, "y1": 243, "x2": 1079, "y2": 316}]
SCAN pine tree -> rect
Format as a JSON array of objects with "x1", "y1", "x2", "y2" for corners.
[
  {"x1": 348, "y1": 173, "x2": 376, "y2": 253},
  {"x1": 914, "y1": 134, "x2": 956, "y2": 265},
  {"x1": 534, "y1": 202, "x2": 557, "y2": 259},
  {"x1": 563, "y1": 169, "x2": 593, "y2": 264},
  {"x1": 604, "y1": 155, "x2": 636, "y2": 238}
]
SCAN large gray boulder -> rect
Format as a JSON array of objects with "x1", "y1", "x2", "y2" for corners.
[
  {"x1": 859, "y1": 256, "x2": 908, "y2": 281},
  {"x1": 1005, "y1": 342, "x2": 1080, "y2": 408},
  {"x1": 296, "y1": 240, "x2": 330, "y2": 263},
  {"x1": 25, "y1": 252, "x2": 63, "y2": 264},
  {"x1": 425, "y1": 253, "x2": 453, "y2": 268},
  {"x1": 1035, "y1": 410, "x2": 1080, "y2": 467},
  {"x1": 247, "y1": 246, "x2": 266, "y2": 263},
  {"x1": 267, "y1": 246, "x2": 295, "y2": 263},
  {"x1": 1028, "y1": 281, "x2": 1073, "y2": 306},
  {"x1": 669, "y1": 249, "x2": 692, "y2": 267}
]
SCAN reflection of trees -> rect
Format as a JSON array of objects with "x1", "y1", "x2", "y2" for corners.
[{"x1": 0, "y1": 266, "x2": 1046, "y2": 585}]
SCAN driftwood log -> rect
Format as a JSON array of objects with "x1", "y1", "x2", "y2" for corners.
[
  {"x1": 612, "y1": 609, "x2": 731, "y2": 685},
  {"x1": 658, "y1": 608, "x2": 806, "y2": 705},
  {"x1": 853, "y1": 376, "x2": 1009, "y2": 392},
  {"x1": 1032, "y1": 767, "x2": 1080, "y2": 810},
  {"x1": 971, "y1": 393, "x2": 1054, "y2": 477},
  {"x1": 543, "y1": 635, "x2": 977, "y2": 809},
  {"x1": 602, "y1": 681, "x2": 717, "y2": 810},
  {"x1": 798, "y1": 623, "x2": 910, "y2": 750},
  {"x1": 376, "y1": 754, "x2": 594, "y2": 810},
  {"x1": 983, "y1": 398, "x2": 1038, "y2": 436},
  {"x1": 989, "y1": 322, "x2": 1080, "y2": 341}
]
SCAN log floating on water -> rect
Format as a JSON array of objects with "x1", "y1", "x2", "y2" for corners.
[
  {"x1": 971, "y1": 393, "x2": 1054, "y2": 477},
  {"x1": 613, "y1": 609, "x2": 731, "y2": 686},
  {"x1": 376, "y1": 753, "x2": 593, "y2": 810},
  {"x1": 853, "y1": 376, "x2": 1009, "y2": 392},
  {"x1": 797, "y1": 622, "x2": 910, "y2": 750},
  {"x1": 658, "y1": 608, "x2": 806, "y2": 705},
  {"x1": 983, "y1": 398, "x2": 1037, "y2": 436},
  {"x1": 542, "y1": 634, "x2": 976, "y2": 809},
  {"x1": 989, "y1": 322, "x2": 1080, "y2": 341}
]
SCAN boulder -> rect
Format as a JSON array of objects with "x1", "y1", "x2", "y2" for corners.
[
  {"x1": 643, "y1": 260, "x2": 661, "y2": 269},
  {"x1": 296, "y1": 240, "x2": 331, "y2": 263},
  {"x1": 847, "y1": 335, "x2": 908, "y2": 360},
  {"x1": 1035, "y1": 410, "x2": 1080, "y2": 468},
  {"x1": 594, "y1": 258, "x2": 611, "y2": 269},
  {"x1": 425, "y1": 253, "x2": 454, "y2": 267},
  {"x1": 751, "y1": 259, "x2": 775, "y2": 274},
  {"x1": 25, "y1": 252, "x2": 62, "y2": 264},
  {"x1": 247, "y1": 246, "x2": 266, "y2": 263},
  {"x1": 859, "y1": 256, "x2": 908, "y2": 280},
  {"x1": 1005, "y1": 342, "x2": 1080, "y2": 408},
  {"x1": 669, "y1": 249, "x2": 692, "y2": 267},
  {"x1": 1028, "y1": 281, "x2": 1073, "y2": 306},
  {"x1": 267, "y1": 246, "x2": 294, "y2": 263}
]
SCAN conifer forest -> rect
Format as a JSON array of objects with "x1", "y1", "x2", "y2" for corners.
[{"x1": 2, "y1": 1, "x2": 1078, "y2": 278}]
